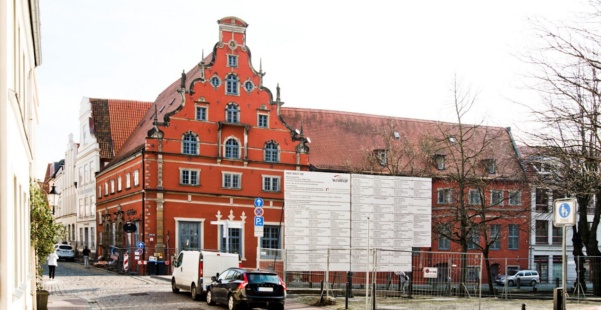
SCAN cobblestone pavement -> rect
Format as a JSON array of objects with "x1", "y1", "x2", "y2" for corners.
[{"x1": 42, "y1": 262, "x2": 601, "y2": 310}]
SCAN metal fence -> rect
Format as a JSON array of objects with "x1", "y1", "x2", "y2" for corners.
[{"x1": 258, "y1": 247, "x2": 484, "y2": 299}]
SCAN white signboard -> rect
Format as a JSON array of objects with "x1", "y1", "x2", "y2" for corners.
[
  {"x1": 554, "y1": 198, "x2": 577, "y2": 227},
  {"x1": 284, "y1": 171, "x2": 432, "y2": 272},
  {"x1": 423, "y1": 267, "x2": 438, "y2": 278}
]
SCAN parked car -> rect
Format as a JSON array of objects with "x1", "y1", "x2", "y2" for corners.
[
  {"x1": 495, "y1": 270, "x2": 539, "y2": 286},
  {"x1": 54, "y1": 244, "x2": 75, "y2": 261},
  {"x1": 206, "y1": 267, "x2": 286, "y2": 310},
  {"x1": 171, "y1": 250, "x2": 240, "y2": 301}
]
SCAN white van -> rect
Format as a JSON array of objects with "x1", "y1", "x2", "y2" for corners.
[{"x1": 171, "y1": 250, "x2": 240, "y2": 300}]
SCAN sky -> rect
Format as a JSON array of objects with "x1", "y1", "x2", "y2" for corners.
[{"x1": 35, "y1": 0, "x2": 592, "y2": 180}]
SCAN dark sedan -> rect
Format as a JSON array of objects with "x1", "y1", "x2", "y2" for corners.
[{"x1": 206, "y1": 268, "x2": 286, "y2": 310}]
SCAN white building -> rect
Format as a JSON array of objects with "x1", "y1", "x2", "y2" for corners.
[
  {"x1": 54, "y1": 135, "x2": 78, "y2": 246},
  {"x1": 0, "y1": 0, "x2": 41, "y2": 308}
]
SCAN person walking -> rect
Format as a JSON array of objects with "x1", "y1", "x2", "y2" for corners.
[
  {"x1": 47, "y1": 251, "x2": 58, "y2": 279},
  {"x1": 82, "y1": 246, "x2": 91, "y2": 268}
]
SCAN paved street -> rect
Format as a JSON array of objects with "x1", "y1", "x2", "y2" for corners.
[{"x1": 41, "y1": 261, "x2": 601, "y2": 310}]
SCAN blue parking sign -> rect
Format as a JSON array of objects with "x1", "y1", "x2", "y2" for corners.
[{"x1": 254, "y1": 216, "x2": 264, "y2": 226}]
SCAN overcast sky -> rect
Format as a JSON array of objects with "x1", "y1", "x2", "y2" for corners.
[{"x1": 35, "y1": 0, "x2": 591, "y2": 179}]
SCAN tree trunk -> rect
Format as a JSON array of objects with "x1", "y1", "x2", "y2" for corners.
[{"x1": 572, "y1": 228, "x2": 587, "y2": 293}]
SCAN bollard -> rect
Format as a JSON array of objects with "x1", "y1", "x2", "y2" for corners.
[
  {"x1": 555, "y1": 278, "x2": 560, "y2": 288},
  {"x1": 522, "y1": 303, "x2": 526, "y2": 310},
  {"x1": 517, "y1": 277, "x2": 521, "y2": 289},
  {"x1": 553, "y1": 288, "x2": 564, "y2": 310}
]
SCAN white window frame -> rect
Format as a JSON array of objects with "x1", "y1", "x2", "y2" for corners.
[
  {"x1": 104, "y1": 182, "x2": 108, "y2": 196},
  {"x1": 258, "y1": 113, "x2": 268, "y2": 128},
  {"x1": 110, "y1": 180, "x2": 115, "y2": 194},
  {"x1": 117, "y1": 176, "x2": 122, "y2": 192},
  {"x1": 437, "y1": 188, "x2": 452, "y2": 204},
  {"x1": 469, "y1": 189, "x2": 481, "y2": 205},
  {"x1": 262, "y1": 175, "x2": 281, "y2": 192},
  {"x1": 180, "y1": 168, "x2": 200, "y2": 186},
  {"x1": 491, "y1": 190, "x2": 503, "y2": 206},
  {"x1": 196, "y1": 105, "x2": 207, "y2": 121},
  {"x1": 133, "y1": 170, "x2": 139, "y2": 186},
  {"x1": 508, "y1": 191, "x2": 521, "y2": 206},
  {"x1": 222, "y1": 172, "x2": 242, "y2": 189},
  {"x1": 126, "y1": 172, "x2": 131, "y2": 189}
]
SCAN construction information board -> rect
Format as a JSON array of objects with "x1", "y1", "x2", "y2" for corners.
[{"x1": 284, "y1": 171, "x2": 432, "y2": 272}]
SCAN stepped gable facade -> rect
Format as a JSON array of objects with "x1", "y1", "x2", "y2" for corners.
[{"x1": 96, "y1": 17, "x2": 309, "y2": 270}]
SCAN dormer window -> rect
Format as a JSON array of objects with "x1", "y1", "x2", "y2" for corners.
[
  {"x1": 434, "y1": 154, "x2": 446, "y2": 170},
  {"x1": 534, "y1": 162, "x2": 551, "y2": 174},
  {"x1": 227, "y1": 55, "x2": 238, "y2": 68},
  {"x1": 448, "y1": 136, "x2": 457, "y2": 144},
  {"x1": 483, "y1": 158, "x2": 496, "y2": 174},
  {"x1": 374, "y1": 149, "x2": 387, "y2": 166}
]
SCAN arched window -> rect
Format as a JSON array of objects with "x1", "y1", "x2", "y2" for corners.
[
  {"x1": 264, "y1": 142, "x2": 279, "y2": 162},
  {"x1": 225, "y1": 139, "x2": 239, "y2": 159},
  {"x1": 226, "y1": 104, "x2": 239, "y2": 123},
  {"x1": 182, "y1": 133, "x2": 198, "y2": 155},
  {"x1": 226, "y1": 74, "x2": 239, "y2": 95}
]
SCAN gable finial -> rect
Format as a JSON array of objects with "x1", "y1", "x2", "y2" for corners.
[
  {"x1": 276, "y1": 83, "x2": 281, "y2": 102},
  {"x1": 180, "y1": 70, "x2": 186, "y2": 91}
]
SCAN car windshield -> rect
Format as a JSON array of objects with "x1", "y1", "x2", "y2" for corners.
[
  {"x1": 59, "y1": 245, "x2": 72, "y2": 250},
  {"x1": 247, "y1": 273, "x2": 280, "y2": 284}
]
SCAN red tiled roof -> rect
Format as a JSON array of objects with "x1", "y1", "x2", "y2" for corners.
[
  {"x1": 89, "y1": 98, "x2": 152, "y2": 160},
  {"x1": 112, "y1": 55, "x2": 209, "y2": 163},
  {"x1": 280, "y1": 107, "x2": 524, "y2": 178}
]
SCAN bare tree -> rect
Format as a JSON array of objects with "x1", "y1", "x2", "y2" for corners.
[
  {"x1": 429, "y1": 78, "x2": 529, "y2": 295},
  {"x1": 524, "y1": 1, "x2": 601, "y2": 295}
]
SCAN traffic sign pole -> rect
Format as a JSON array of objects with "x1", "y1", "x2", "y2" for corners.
[{"x1": 554, "y1": 198, "x2": 577, "y2": 310}]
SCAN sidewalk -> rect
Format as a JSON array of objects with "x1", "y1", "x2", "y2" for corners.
[{"x1": 47, "y1": 295, "x2": 90, "y2": 310}]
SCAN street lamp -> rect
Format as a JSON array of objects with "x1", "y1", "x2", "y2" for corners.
[{"x1": 48, "y1": 185, "x2": 59, "y2": 215}]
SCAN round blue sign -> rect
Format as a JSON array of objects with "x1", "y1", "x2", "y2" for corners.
[
  {"x1": 559, "y1": 203, "x2": 571, "y2": 218},
  {"x1": 254, "y1": 198, "x2": 264, "y2": 207}
]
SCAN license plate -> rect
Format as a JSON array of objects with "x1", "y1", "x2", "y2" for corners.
[{"x1": 258, "y1": 287, "x2": 273, "y2": 292}]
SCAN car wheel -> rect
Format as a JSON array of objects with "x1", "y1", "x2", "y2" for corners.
[
  {"x1": 206, "y1": 289, "x2": 215, "y2": 305},
  {"x1": 228, "y1": 294, "x2": 238, "y2": 310},
  {"x1": 191, "y1": 284, "x2": 199, "y2": 301},
  {"x1": 508, "y1": 280, "x2": 515, "y2": 286},
  {"x1": 271, "y1": 304, "x2": 284, "y2": 310},
  {"x1": 530, "y1": 280, "x2": 537, "y2": 286},
  {"x1": 171, "y1": 279, "x2": 179, "y2": 293}
]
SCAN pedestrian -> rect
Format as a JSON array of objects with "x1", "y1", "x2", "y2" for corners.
[
  {"x1": 82, "y1": 246, "x2": 91, "y2": 268},
  {"x1": 47, "y1": 251, "x2": 58, "y2": 279}
]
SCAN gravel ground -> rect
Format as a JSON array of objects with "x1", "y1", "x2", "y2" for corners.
[{"x1": 291, "y1": 295, "x2": 601, "y2": 310}]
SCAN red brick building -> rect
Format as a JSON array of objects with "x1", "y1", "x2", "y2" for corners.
[
  {"x1": 96, "y1": 17, "x2": 309, "y2": 272},
  {"x1": 96, "y1": 16, "x2": 529, "y2": 281}
]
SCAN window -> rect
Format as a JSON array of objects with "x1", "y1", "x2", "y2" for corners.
[
  {"x1": 535, "y1": 188, "x2": 549, "y2": 212},
  {"x1": 84, "y1": 164, "x2": 89, "y2": 185},
  {"x1": 226, "y1": 104, "x2": 239, "y2": 123},
  {"x1": 491, "y1": 190, "x2": 503, "y2": 206},
  {"x1": 178, "y1": 221, "x2": 201, "y2": 251},
  {"x1": 434, "y1": 154, "x2": 445, "y2": 170},
  {"x1": 98, "y1": 186, "x2": 101, "y2": 198},
  {"x1": 221, "y1": 225, "x2": 242, "y2": 254},
  {"x1": 182, "y1": 133, "x2": 198, "y2": 155},
  {"x1": 469, "y1": 189, "x2": 481, "y2": 205},
  {"x1": 117, "y1": 176, "x2": 122, "y2": 192},
  {"x1": 223, "y1": 172, "x2": 241, "y2": 189},
  {"x1": 438, "y1": 224, "x2": 451, "y2": 250},
  {"x1": 126, "y1": 172, "x2": 131, "y2": 189},
  {"x1": 490, "y1": 224, "x2": 501, "y2": 250},
  {"x1": 534, "y1": 161, "x2": 552, "y2": 174},
  {"x1": 227, "y1": 54, "x2": 238, "y2": 67},
  {"x1": 180, "y1": 169, "x2": 199, "y2": 186},
  {"x1": 535, "y1": 220, "x2": 548, "y2": 244},
  {"x1": 374, "y1": 149, "x2": 387, "y2": 166},
  {"x1": 226, "y1": 74, "x2": 239, "y2": 95},
  {"x1": 263, "y1": 176, "x2": 280, "y2": 192},
  {"x1": 110, "y1": 180, "x2": 115, "y2": 194},
  {"x1": 508, "y1": 224, "x2": 519, "y2": 250},
  {"x1": 244, "y1": 80, "x2": 254, "y2": 92},
  {"x1": 79, "y1": 167, "x2": 83, "y2": 185},
  {"x1": 133, "y1": 170, "x2": 139, "y2": 186},
  {"x1": 264, "y1": 142, "x2": 279, "y2": 162},
  {"x1": 104, "y1": 182, "x2": 108, "y2": 196},
  {"x1": 509, "y1": 191, "x2": 521, "y2": 206},
  {"x1": 210, "y1": 76, "x2": 221, "y2": 88},
  {"x1": 258, "y1": 114, "x2": 268, "y2": 128},
  {"x1": 196, "y1": 106, "x2": 207, "y2": 121},
  {"x1": 483, "y1": 158, "x2": 496, "y2": 174},
  {"x1": 437, "y1": 188, "x2": 452, "y2": 204},
  {"x1": 225, "y1": 139, "x2": 240, "y2": 159},
  {"x1": 552, "y1": 226, "x2": 562, "y2": 245},
  {"x1": 261, "y1": 225, "x2": 282, "y2": 259},
  {"x1": 467, "y1": 230, "x2": 479, "y2": 250}
]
